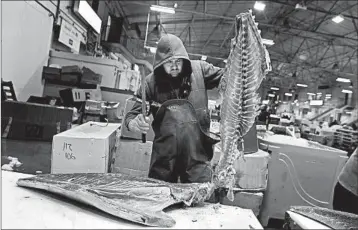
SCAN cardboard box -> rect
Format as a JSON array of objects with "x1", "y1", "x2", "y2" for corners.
[
  {"x1": 120, "y1": 97, "x2": 155, "y2": 141},
  {"x1": 1, "y1": 101, "x2": 73, "y2": 142},
  {"x1": 212, "y1": 149, "x2": 269, "y2": 190},
  {"x1": 220, "y1": 191, "x2": 264, "y2": 216},
  {"x1": 81, "y1": 66, "x2": 102, "y2": 85},
  {"x1": 111, "y1": 139, "x2": 152, "y2": 177},
  {"x1": 51, "y1": 121, "x2": 121, "y2": 173},
  {"x1": 42, "y1": 66, "x2": 61, "y2": 81}
]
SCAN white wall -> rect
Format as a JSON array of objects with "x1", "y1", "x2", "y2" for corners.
[
  {"x1": 1, "y1": 1, "x2": 91, "y2": 101},
  {"x1": 2, "y1": 1, "x2": 54, "y2": 101}
]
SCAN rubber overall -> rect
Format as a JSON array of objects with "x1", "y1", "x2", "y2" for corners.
[{"x1": 149, "y1": 99, "x2": 220, "y2": 183}]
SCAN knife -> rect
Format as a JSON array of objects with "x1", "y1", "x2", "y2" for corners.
[{"x1": 140, "y1": 68, "x2": 146, "y2": 143}]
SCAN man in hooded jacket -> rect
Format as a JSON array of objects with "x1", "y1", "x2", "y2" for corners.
[{"x1": 124, "y1": 34, "x2": 225, "y2": 183}]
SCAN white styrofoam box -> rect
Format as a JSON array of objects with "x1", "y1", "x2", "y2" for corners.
[
  {"x1": 221, "y1": 191, "x2": 264, "y2": 216},
  {"x1": 118, "y1": 70, "x2": 140, "y2": 92},
  {"x1": 71, "y1": 88, "x2": 102, "y2": 102},
  {"x1": 112, "y1": 139, "x2": 152, "y2": 177},
  {"x1": 51, "y1": 121, "x2": 121, "y2": 174},
  {"x1": 212, "y1": 147, "x2": 270, "y2": 190}
]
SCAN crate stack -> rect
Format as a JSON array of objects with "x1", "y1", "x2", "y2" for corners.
[
  {"x1": 210, "y1": 124, "x2": 269, "y2": 217},
  {"x1": 334, "y1": 128, "x2": 358, "y2": 152},
  {"x1": 43, "y1": 65, "x2": 124, "y2": 124},
  {"x1": 211, "y1": 146, "x2": 270, "y2": 216}
]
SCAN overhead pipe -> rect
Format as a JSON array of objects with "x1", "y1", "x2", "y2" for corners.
[
  {"x1": 34, "y1": 1, "x2": 56, "y2": 20},
  {"x1": 105, "y1": 43, "x2": 153, "y2": 72}
]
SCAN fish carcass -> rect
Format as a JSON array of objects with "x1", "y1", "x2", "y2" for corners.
[{"x1": 197, "y1": 10, "x2": 272, "y2": 202}]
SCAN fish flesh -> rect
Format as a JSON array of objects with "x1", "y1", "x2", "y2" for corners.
[
  {"x1": 205, "y1": 10, "x2": 271, "y2": 201},
  {"x1": 289, "y1": 206, "x2": 358, "y2": 229},
  {"x1": 16, "y1": 173, "x2": 207, "y2": 227}
]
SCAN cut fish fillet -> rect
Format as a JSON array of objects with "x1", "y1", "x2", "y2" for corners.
[{"x1": 16, "y1": 173, "x2": 208, "y2": 227}]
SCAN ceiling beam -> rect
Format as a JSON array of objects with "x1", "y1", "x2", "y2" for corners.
[
  {"x1": 220, "y1": 22, "x2": 235, "y2": 48},
  {"x1": 269, "y1": 0, "x2": 358, "y2": 20},
  {"x1": 132, "y1": 16, "x2": 358, "y2": 43},
  {"x1": 201, "y1": 2, "x2": 234, "y2": 52}
]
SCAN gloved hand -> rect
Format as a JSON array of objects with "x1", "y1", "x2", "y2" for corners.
[{"x1": 128, "y1": 114, "x2": 150, "y2": 133}]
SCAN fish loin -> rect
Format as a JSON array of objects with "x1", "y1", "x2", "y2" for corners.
[
  {"x1": 289, "y1": 206, "x2": 358, "y2": 229},
  {"x1": 214, "y1": 11, "x2": 271, "y2": 194},
  {"x1": 16, "y1": 173, "x2": 205, "y2": 227}
]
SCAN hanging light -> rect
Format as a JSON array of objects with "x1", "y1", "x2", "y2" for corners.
[
  {"x1": 342, "y1": 89, "x2": 353, "y2": 94},
  {"x1": 332, "y1": 15, "x2": 344, "y2": 23},
  {"x1": 262, "y1": 39, "x2": 275, "y2": 45},
  {"x1": 254, "y1": 1, "x2": 266, "y2": 11},
  {"x1": 150, "y1": 5, "x2": 175, "y2": 14},
  {"x1": 336, "y1": 77, "x2": 351, "y2": 83},
  {"x1": 297, "y1": 83, "x2": 308, "y2": 87}
]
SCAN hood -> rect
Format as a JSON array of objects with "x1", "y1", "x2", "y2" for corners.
[
  {"x1": 153, "y1": 34, "x2": 190, "y2": 71},
  {"x1": 153, "y1": 34, "x2": 192, "y2": 92}
]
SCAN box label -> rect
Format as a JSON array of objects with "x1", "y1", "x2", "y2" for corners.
[{"x1": 62, "y1": 142, "x2": 76, "y2": 160}]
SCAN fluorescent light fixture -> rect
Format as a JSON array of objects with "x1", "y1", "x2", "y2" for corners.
[
  {"x1": 145, "y1": 46, "x2": 157, "y2": 53},
  {"x1": 332, "y1": 15, "x2": 344, "y2": 23},
  {"x1": 346, "y1": 111, "x2": 352, "y2": 114},
  {"x1": 201, "y1": 55, "x2": 207, "y2": 61},
  {"x1": 336, "y1": 77, "x2": 351, "y2": 83},
  {"x1": 307, "y1": 92, "x2": 316, "y2": 96},
  {"x1": 223, "y1": 59, "x2": 227, "y2": 63},
  {"x1": 342, "y1": 89, "x2": 353, "y2": 94},
  {"x1": 326, "y1": 94, "x2": 331, "y2": 97},
  {"x1": 262, "y1": 38, "x2": 275, "y2": 45},
  {"x1": 271, "y1": 87, "x2": 279, "y2": 91},
  {"x1": 262, "y1": 100, "x2": 269, "y2": 105},
  {"x1": 150, "y1": 5, "x2": 175, "y2": 14},
  {"x1": 74, "y1": 0, "x2": 102, "y2": 34},
  {"x1": 310, "y1": 100, "x2": 323, "y2": 106},
  {"x1": 268, "y1": 94, "x2": 275, "y2": 97},
  {"x1": 297, "y1": 83, "x2": 308, "y2": 87},
  {"x1": 295, "y1": 3, "x2": 307, "y2": 10},
  {"x1": 285, "y1": 93, "x2": 293, "y2": 96},
  {"x1": 316, "y1": 92, "x2": 322, "y2": 95},
  {"x1": 254, "y1": 1, "x2": 266, "y2": 11},
  {"x1": 299, "y1": 54, "x2": 307, "y2": 60}
]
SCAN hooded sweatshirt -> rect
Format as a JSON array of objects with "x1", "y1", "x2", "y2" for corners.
[{"x1": 124, "y1": 34, "x2": 224, "y2": 132}]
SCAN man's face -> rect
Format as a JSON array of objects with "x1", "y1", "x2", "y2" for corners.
[{"x1": 163, "y1": 58, "x2": 183, "y2": 77}]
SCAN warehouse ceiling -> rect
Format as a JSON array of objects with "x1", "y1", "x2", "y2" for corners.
[{"x1": 106, "y1": 0, "x2": 358, "y2": 92}]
